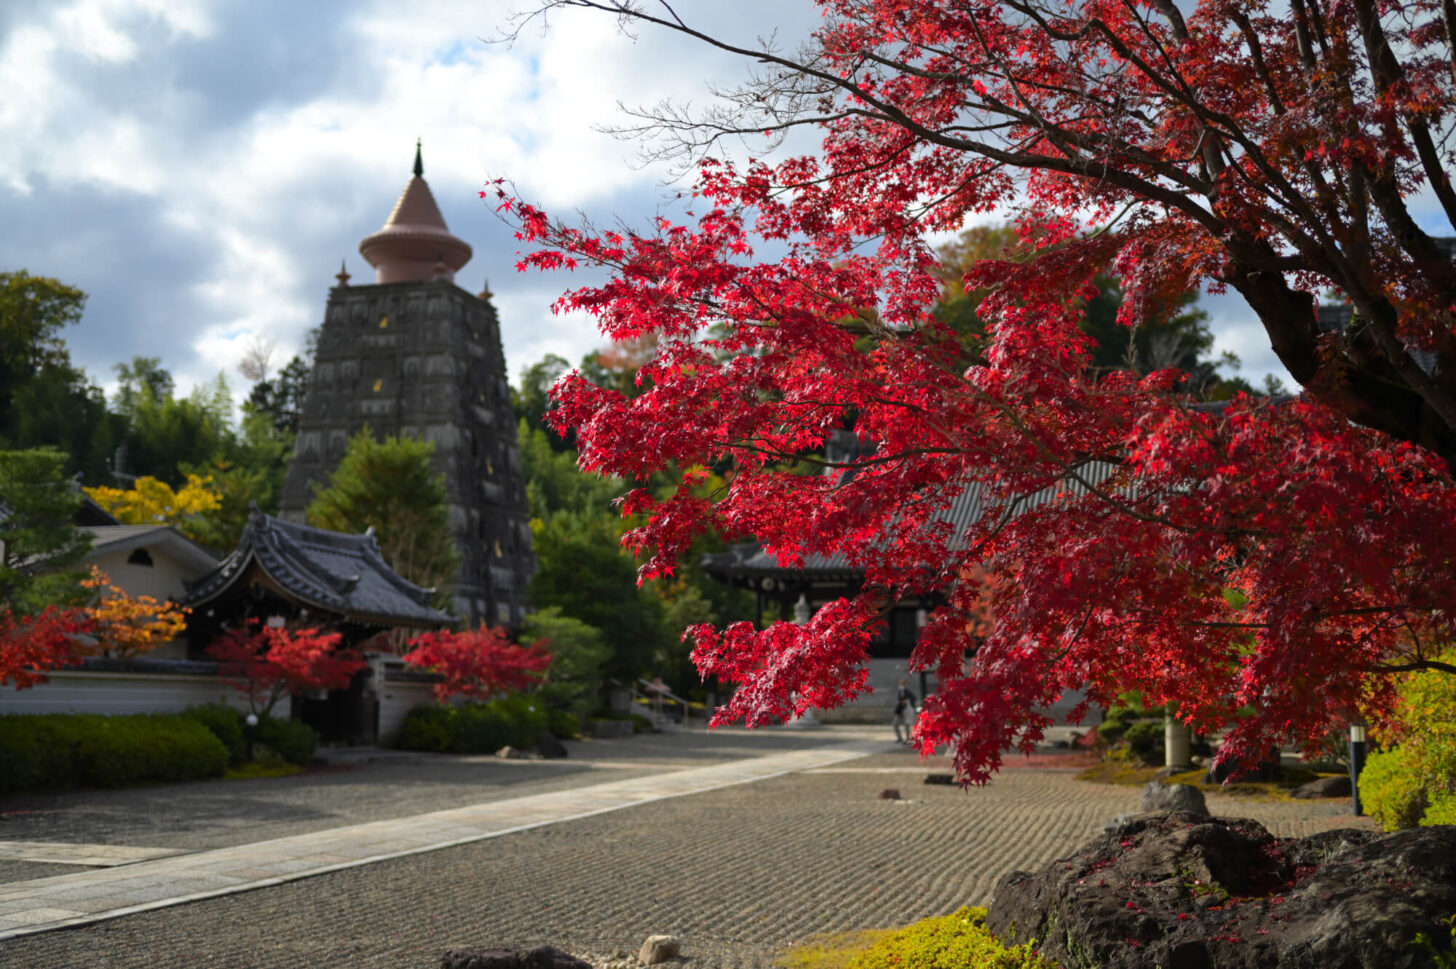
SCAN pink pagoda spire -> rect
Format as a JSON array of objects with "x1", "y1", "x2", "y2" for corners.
[{"x1": 358, "y1": 141, "x2": 473, "y2": 284}]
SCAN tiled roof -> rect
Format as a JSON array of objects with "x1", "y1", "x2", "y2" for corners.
[
  {"x1": 701, "y1": 460, "x2": 1125, "y2": 582},
  {"x1": 183, "y1": 508, "x2": 451, "y2": 628}
]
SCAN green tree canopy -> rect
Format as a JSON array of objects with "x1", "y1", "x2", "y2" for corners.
[
  {"x1": 528, "y1": 513, "x2": 669, "y2": 681},
  {"x1": 305, "y1": 428, "x2": 460, "y2": 594},
  {"x1": 514, "y1": 353, "x2": 573, "y2": 451},
  {"x1": 0, "y1": 272, "x2": 125, "y2": 482},
  {"x1": 0, "y1": 449, "x2": 92, "y2": 614},
  {"x1": 113, "y1": 360, "x2": 237, "y2": 486},
  {"x1": 246, "y1": 354, "x2": 310, "y2": 437},
  {"x1": 0, "y1": 272, "x2": 85, "y2": 423},
  {"x1": 521, "y1": 606, "x2": 611, "y2": 716}
]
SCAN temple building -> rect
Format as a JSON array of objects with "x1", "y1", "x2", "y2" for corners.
[{"x1": 279, "y1": 144, "x2": 533, "y2": 627}]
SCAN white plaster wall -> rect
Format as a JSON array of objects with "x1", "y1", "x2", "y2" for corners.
[
  {"x1": 87, "y1": 547, "x2": 195, "y2": 602},
  {"x1": 0, "y1": 670, "x2": 246, "y2": 717},
  {"x1": 377, "y1": 678, "x2": 439, "y2": 746}
]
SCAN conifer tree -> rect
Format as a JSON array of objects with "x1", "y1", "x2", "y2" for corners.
[{"x1": 305, "y1": 428, "x2": 460, "y2": 594}]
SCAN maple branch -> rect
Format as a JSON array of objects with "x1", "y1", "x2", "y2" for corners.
[{"x1": 1369, "y1": 659, "x2": 1456, "y2": 676}]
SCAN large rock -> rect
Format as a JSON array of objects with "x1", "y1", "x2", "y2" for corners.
[
  {"x1": 537, "y1": 732, "x2": 569, "y2": 759},
  {"x1": 1141, "y1": 780, "x2": 1209, "y2": 816},
  {"x1": 987, "y1": 813, "x2": 1456, "y2": 969},
  {"x1": 638, "y1": 934, "x2": 682, "y2": 965},
  {"x1": 1291, "y1": 775, "x2": 1352, "y2": 799}
]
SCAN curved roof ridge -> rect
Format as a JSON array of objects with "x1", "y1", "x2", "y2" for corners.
[{"x1": 181, "y1": 508, "x2": 451, "y2": 628}]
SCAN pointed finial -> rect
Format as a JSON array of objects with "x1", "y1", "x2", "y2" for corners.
[
  {"x1": 413, "y1": 138, "x2": 423, "y2": 178},
  {"x1": 334, "y1": 259, "x2": 351, "y2": 287},
  {"x1": 478, "y1": 277, "x2": 493, "y2": 301}
]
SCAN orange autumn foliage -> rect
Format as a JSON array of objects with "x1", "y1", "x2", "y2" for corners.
[{"x1": 80, "y1": 567, "x2": 189, "y2": 658}]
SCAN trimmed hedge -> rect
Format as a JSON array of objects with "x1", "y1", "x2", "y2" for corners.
[
  {"x1": 396, "y1": 694, "x2": 549, "y2": 753},
  {"x1": 0, "y1": 713, "x2": 228, "y2": 793},
  {"x1": 847, "y1": 907, "x2": 1058, "y2": 969}
]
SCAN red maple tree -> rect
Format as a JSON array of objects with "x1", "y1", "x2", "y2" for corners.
[
  {"x1": 207, "y1": 622, "x2": 366, "y2": 717},
  {"x1": 403, "y1": 625, "x2": 552, "y2": 702},
  {"x1": 0, "y1": 607, "x2": 91, "y2": 690},
  {"x1": 503, "y1": 0, "x2": 1456, "y2": 780}
]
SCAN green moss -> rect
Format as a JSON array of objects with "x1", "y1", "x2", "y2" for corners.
[
  {"x1": 775, "y1": 910, "x2": 1057, "y2": 969},
  {"x1": 224, "y1": 762, "x2": 303, "y2": 780},
  {"x1": 1078, "y1": 755, "x2": 1330, "y2": 802},
  {"x1": 853, "y1": 908, "x2": 1058, "y2": 969},
  {"x1": 776, "y1": 930, "x2": 894, "y2": 969}
]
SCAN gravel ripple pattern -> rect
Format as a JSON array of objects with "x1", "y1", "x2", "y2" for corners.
[{"x1": 0, "y1": 733, "x2": 1367, "y2": 969}]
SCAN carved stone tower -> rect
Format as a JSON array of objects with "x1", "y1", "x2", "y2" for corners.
[{"x1": 279, "y1": 144, "x2": 533, "y2": 627}]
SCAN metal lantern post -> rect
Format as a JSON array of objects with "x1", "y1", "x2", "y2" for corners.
[
  {"x1": 1349, "y1": 723, "x2": 1368, "y2": 816},
  {"x1": 246, "y1": 713, "x2": 258, "y2": 763}
]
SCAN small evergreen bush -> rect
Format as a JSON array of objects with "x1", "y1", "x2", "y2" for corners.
[
  {"x1": 846, "y1": 907, "x2": 1058, "y2": 969},
  {"x1": 1124, "y1": 721, "x2": 1166, "y2": 765},
  {"x1": 547, "y1": 708, "x2": 581, "y2": 738},
  {"x1": 255, "y1": 716, "x2": 317, "y2": 766},
  {"x1": 452, "y1": 701, "x2": 514, "y2": 752},
  {"x1": 398, "y1": 704, "x2": 454, "y2": 752},
  {"x1": 1360, "y1": 746, "x2": 1428, "y2": 831},
  {"x1": 183, "y1": 703, "x2": 246, "y2": 765},
  {"x1": 1098, "y1": 695, "x2": 1165, "y2": 748}
]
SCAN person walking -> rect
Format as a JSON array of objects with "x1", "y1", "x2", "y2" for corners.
[{"x1": 892, "y1": 678, "x2": 917, "y2": 744}]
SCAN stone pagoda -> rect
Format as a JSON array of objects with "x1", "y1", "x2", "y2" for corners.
[{"x1": 279, "y1": 144, "x2": 533, "y2": 628}]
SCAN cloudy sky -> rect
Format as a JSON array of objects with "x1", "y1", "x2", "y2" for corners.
[{"x1": 0, "y1": 0, "x2": 1292, "y2": 404}]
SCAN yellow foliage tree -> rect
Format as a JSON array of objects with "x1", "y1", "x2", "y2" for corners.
[
  {"x1": 85, "y1": 474, "x2": 221, "y2": 542},
  {"x1": 80, "y1": 567, "x2": 189, "y2": 658}
]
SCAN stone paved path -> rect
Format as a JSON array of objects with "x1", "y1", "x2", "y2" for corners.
[{"x1": 0, "y1": 728, "x2": 1369, "y2": 969}]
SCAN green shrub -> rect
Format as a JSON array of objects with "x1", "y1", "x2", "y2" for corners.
[
  {"x1": 452, "y1": 701, "x2": 514, "y2": 752},
  {"x1": 1124, "y1": 721, "x2": 1166, "y2": 765},
  {"x1": 494, "y1": 693, "x2": 548, "y2": 745},
  {"x1": 1421, "y1": 791, "x2": 1456, "y2": 827},
  {"x1": 395, "y1": 694, "x2": 551, "y2": 753},
  {"x1": 1361, "y1": 746, "x2": 1428, "y2": 831},
  {"x1": 1390, "y1": 656, "x2": 1456, "y2": 788},
  {"x1": 0, "y1": 712, "x2": 227, "y2": 792},
  {"x1": 255, "y1": 716, "x2": 316, "y2": 766},
  {"x1": 847, "y1": 907, "x2": 1058, "y2": 969},
  {"x1": 1364, "y1": 649, "x2": 1456, "y2": 829},
  {"x1": 183, "y1": 703, "x2": 246, "y2": 765},
  {"x1": 1098, "y1": 695, "x2": 1166, "y2": 748},
  {"x1": 547, "y1": 708, "x2": 581, "y2": 738},
  {"x1": 398, "y1": 704, "x2": 454, "y2": 752}
]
